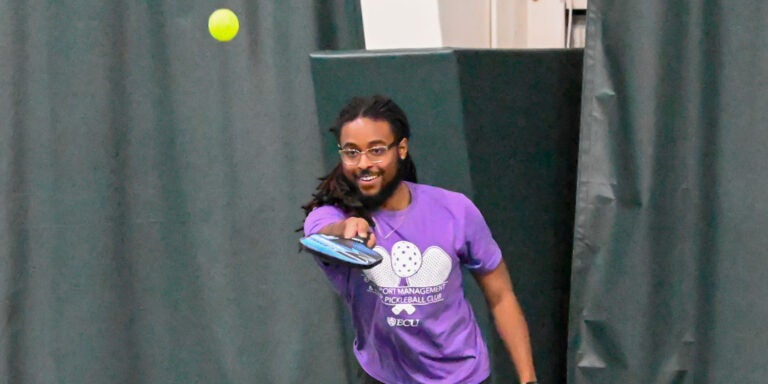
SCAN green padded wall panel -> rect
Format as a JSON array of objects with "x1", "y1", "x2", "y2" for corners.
[{"x1": 310, "y1": 49, "x2": 583, "y2": 384}]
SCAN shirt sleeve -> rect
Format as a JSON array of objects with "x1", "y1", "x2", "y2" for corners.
[
  {"x1": 302, "y1": 205, "x2": 353, "y2": 296},
  {"x1": 460, "y1": 196, "x2": 503, "y2": 274},
  {"x1": 303, "y1": 205, "x2": 347, "y2": 236}
]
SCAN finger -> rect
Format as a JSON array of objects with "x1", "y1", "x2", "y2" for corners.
[
  {"x1": 343, "y1": 218, "x2": 366, "y2": 239},
  {"x1": 343, "y1": 221, "x2": 358, "y2": 239},
  {"x1": 366, "y1": 232, "x2": 377, "y2": 248},
  {"x1": 357, "y1": 224, "x2": 370, "y2": 239}
]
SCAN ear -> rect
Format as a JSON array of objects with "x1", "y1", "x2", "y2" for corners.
[{"x1": 398, "y1": 138, "x2": 409, "y2": 160}]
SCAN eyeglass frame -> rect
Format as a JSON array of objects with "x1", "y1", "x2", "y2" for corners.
[{"x1": 337, "y1": 140, "x2": 401, "y2": 165}]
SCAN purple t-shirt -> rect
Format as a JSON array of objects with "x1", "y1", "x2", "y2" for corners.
[{"x1": 303, "y1": 182, "x2": 502, "y2": 384}]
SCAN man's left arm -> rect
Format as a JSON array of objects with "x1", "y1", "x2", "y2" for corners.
[{"x1": 473, "y1": 260, "x2": 537, "y2": 384}]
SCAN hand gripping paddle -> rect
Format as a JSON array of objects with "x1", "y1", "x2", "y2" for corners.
[{"x1": 299, "y1": 234, "x2": 382, "y2": 269}]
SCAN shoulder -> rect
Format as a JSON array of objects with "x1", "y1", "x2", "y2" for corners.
[
  {"x1": 409, "y1": 182, "x2": 474, "y2": 207},
  {"x1": 408, "y1": 182, "x2": 481, "y2": 222}
]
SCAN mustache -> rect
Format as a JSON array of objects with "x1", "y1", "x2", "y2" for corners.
[{"x1": 357, "y1": 169, "x2": 378, "y2": 178}]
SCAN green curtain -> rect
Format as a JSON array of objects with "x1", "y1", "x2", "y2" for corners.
[
  {"x1": 568, "y1": 0, "x2": 768, "y2": 382},
  {"x1": 0, "y1": 1, "x2": 363, "y2": 383}
]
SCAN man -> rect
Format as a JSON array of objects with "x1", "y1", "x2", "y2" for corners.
[{"x1": 302, "y1": 95, "x2": 537, "y2": 384}]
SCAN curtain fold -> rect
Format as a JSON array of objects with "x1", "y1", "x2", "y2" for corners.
[
  {"x1": 568, "y1": 1, "x2": 768, "y2": 382},
  {"x1": 1, "y1": 1, "x2": 363, "y2": 383}
]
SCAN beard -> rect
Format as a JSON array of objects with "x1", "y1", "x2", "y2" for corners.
[{"x1": 347, "y1": 159, "x2": 406, "y2": 211}]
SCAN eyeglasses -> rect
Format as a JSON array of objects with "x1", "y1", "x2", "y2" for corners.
[{"x1": 338, "y1": 142, "x2": 398, "y2": 165}]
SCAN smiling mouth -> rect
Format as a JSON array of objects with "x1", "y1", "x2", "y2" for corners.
[{"x1": 358, "y1": 174, "x2": 380, "y2": 183}]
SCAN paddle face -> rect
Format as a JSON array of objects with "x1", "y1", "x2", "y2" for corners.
[{"x1": 300, "y1": 234, "x2": 382, "y2": 269}]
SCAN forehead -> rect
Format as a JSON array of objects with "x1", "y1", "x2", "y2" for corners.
[{"x1": 339, "y1": 117, "x2": 394, "y2": 146}]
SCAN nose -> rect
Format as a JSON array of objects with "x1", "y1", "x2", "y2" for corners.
[{"x1": 357, "y1": 152, "x2": 374, "y2": 169}]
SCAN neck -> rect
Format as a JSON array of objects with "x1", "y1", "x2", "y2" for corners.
[{"x1": 380, "y1": 182, "x2": 411, "y2": 211}]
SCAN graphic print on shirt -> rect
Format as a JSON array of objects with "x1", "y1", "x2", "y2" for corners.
[{"x1": 362, "y1": 241, "x2": 452, "y2": 318}]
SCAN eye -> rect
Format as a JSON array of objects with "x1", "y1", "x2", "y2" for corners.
[
  {"x1": 341, "y1": 149, "x2": 361, "y2": 158},
  {"x1": 368, "y1": 146, "x2": 388, "y2": 156}
]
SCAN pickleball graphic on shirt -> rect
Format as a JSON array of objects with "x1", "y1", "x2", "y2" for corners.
[{"x1": 363, "y1": 241, "x2": 452, "y2": 316}]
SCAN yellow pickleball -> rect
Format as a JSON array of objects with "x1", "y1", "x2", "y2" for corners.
[{"x1": 208, "y1": 8, "x2": 239, "y2": 42}]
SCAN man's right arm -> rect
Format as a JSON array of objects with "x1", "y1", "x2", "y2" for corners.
[
  {"x1": 318, "y1": 217, "x2": 376, "y2": 248},
  {"x1": 304, "y1": 206, "x2": 376, "y2": 248}
]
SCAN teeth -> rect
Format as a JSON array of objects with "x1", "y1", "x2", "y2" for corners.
[{"x1": 360, "y1": 175, "x2": 378, "y2": 182}]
